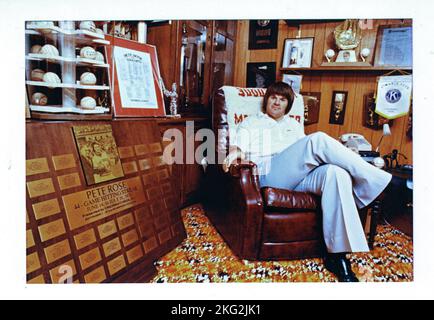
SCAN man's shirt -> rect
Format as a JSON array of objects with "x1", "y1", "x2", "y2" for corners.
[{"x1": 234, "y1": 112, "x2": 306, "y2": 165}]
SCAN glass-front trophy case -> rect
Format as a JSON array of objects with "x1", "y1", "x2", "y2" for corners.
[
  {"x1": 178, "y1": 20, "x2": 237, "y2": 114},
  {"x1": 210, "y1": 20, "x2": 236, "y2": 105},
  {"x1": 179, "y1": 20, "x2": 210, "y2": 111},
  {"x1": 25, "y1": 20, "x2": 113, "y2": 120}
]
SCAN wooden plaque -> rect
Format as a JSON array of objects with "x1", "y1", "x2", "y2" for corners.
[
  {"x1": 62, "y1": 177, "x2": 146, "y2": 230},
  {"x1": 74, "y1": 229, "x2": 97, "y2": 250},
  {"x1": 38, "y1": 219, "x2": 66, "y2": 242},
  {"x1": 52, "y1": 154, "x2": 76, "y2": 171},
  {"x1": 32, "y1": 198, "x2": 61, "y2": 220},
  {"x1": 84, "y1": 266, "x2": 107, "y2": 283},
  {"x1": 26, "y1": 158, "x2": 49, "y2": 176},
  {"x1": 118, "y1": 146, "x2": 135, "y2": 159},
  {"x1": 108, "y1": 255, "x2": 127, "y2": 276},
  {"x1": 26, "y1": 120, "x2": 186, "y2": 283},
  {"x1": 79, "y1": 247, "x2": 102, "y2": 270},
  {"x1": 44, "y1": 240, "x2": 71, "y2": 264},
  {"x1": 27, "y1": 178, "x2": 56, "y2": 198}
]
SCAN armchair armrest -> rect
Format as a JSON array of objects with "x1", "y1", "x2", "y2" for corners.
[
  {"x1": 226, "y1": 158, "x2": 264, "y2": 259},
  {"x1": 228, "y1": 160, "x2": 258, "y2": 178}
]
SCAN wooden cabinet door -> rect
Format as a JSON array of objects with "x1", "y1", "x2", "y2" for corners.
[
  {"x1": 179, "y1": 20, "x2": 212, "y2": 110},
  {"x1": 209, "y1": 20, "x2": 237, "y2": 106}
]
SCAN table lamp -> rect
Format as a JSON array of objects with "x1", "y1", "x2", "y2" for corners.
[{"x1": 375, "y1": 123, "x2": 392, "y2": 153}]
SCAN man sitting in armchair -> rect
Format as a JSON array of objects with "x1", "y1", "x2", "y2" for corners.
[{"x1": 223, "y1": 81, "x2": 400, "y2": 282}]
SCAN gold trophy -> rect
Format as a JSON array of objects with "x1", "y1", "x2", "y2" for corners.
[{"x1": 323, "y1": 19, "x2": 371, "y2": 66}]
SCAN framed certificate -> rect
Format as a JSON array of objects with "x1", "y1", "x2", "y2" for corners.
[
  {"x1": 105, "y1": 36, "x2": 165, "y2": 117},
  {"x1": 373, "y1": 24, "x2": 412, "y2": 68}
]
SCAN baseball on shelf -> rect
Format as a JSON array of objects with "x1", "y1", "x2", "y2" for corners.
[
  {"x1": 31, "y1": 92, "x2": 48, "y2": 106},
  {"x1": 95, "y1": 51, "x2": 105, "y2": 62},
  {"x1": 42, "y1": 72, "x2": 61, "y2": 88},
  {"x1": 30, "y1": 68, "x2": 45, "y2": 81},
  {"x1": 30, "y1": 45, "x2": 42, "y2": 54},
  {"x1": 361, "y1": 48, "x2": 371, "y2": 58},
  {"x1": 80, "y1": 72, "x2": 97, "y2": 85},
  {"x1": 325, "y1": 49, "x2": 336, "y2": 62},
  {"x1": 80, "y1": 96, "x2": 97, "y2": 110},
  {"x1": 79, "y1": 21, "x2": 96, "y2": 32},
  {"x1": 40, "y1": 44, "x2": 59, "y2": 57},
  {"x1": 80, "y1": 46, "x2": 97, "y2": 59}
]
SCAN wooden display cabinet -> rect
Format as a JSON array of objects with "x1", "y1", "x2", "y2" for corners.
[{"x1": 147, "y1": 20, "x2": 238, "y2": 115}]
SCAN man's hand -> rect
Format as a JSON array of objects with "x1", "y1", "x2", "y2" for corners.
[{"x1": 222, "y1": 149, "x2": 245, "y2": 173}]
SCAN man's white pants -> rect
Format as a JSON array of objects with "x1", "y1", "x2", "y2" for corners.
[{"x1": 258, "y1": 132, "x2": 392, "y2": 253}]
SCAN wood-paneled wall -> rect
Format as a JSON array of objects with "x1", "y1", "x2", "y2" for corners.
[{"x1": 233, "y1": 19, "x2": 413, "y2": 164}]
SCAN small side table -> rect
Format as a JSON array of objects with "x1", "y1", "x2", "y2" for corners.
[
  {"x1": 382, "y1": 167, "x2": 413, "y2": 236},
  {"x1": 365, "y1": 166, "x2": 413, "y2": 248}
]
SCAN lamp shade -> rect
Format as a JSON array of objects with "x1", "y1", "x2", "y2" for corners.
[{"x1": 383, "y1": 123, "x2": 391, "y2": 136}]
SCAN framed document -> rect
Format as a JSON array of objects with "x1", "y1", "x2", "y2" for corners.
[
  {"x1": 246, "y1": 62, "x2": 276, "y2": 88},
  {"x1": 248, "y1": 20, "x2": 279, "y2": 50},
  {"x1": 374, "y1": 24, "x2": 412, "y2": 68},
  {"x1": 105, "y1": 36, "x2": 165, "y2": 117},
  {"x1": 282, "y1": 37, "x2": 314, "y2": 68}
]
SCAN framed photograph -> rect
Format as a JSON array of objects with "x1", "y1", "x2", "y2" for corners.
[
  {"x1": 105, "y1": 36, "x2": 165, "y2": 117},
  {"x1": 246, "y1": 62, "x2": 276, "y2": 88},
  {"x1": 73, "y1": 124, "x2": 124, "y2": 186},
  {"x1": 373, "y1": 24, "x2": 412, "y2": 68},
  {"x1": 282, "y1": 74, "x2": 303, "y2": 94},
  {"x1": 329, "y1": 91, "x2": 348, "y2": 125},
  {"x1": 248, "y1": 20, "x2": 279, "y2": 50},
  {"x1": 363, "y1": 92, "x2": 393, "y2": 130},
  {"x1": 300, "y1": 91, "x2": 321, "y2": 125},
  {"x1": 282, "y1": 37, "x2": 314, "y2": 68}
]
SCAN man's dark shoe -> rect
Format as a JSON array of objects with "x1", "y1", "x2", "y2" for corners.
[{"x1": 324, "y1": 253, "x2": 359, "y2": 282}]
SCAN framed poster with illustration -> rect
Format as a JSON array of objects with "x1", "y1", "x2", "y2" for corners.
[
  {"x1": 246, "y1": 62, "x2": 276, "y2": 88},
  {"x1": 248, "y1": 20, "x2": 279, "y2": 50},
  {"x1": 300, "y1": 91, "x2": 321, "y2": 125},
  {"x1": 282, "y1": 37, "x2": 314, "y2": 68},
  {"x1": 373, "y1": 24, "x2": 412, "y2": 68},
  {"x1": 105, "y1": 36, "x2": 165, "y2": 117},
  {"x1": 329, "y1": 91, "x2": 348, "y2": 125},
  {"x1": 73, "y1": 124, "x2": 124, "y2": 186}
]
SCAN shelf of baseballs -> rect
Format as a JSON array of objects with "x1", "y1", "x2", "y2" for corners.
[
  {"x1": 25, "y1": 54, "x2": 109, "y2": 68},
  {"x1": 29, "y1": 105, "x2": 109, "y2": 114},
  {"x1": 26, "y1": 81, "x2": 110, "y2": 90},
  {"x1": 25, "y1": 26, "x2": 110, "y2": 45}
]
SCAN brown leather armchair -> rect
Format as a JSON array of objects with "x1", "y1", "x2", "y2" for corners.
[{"x1": 203, "y1": 87, "x2": 374, "y2": 261}]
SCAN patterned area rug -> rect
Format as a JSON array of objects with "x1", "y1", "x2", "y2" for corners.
[{"x1": 152, "y1": 205, "x2": 413, "y2": 282}]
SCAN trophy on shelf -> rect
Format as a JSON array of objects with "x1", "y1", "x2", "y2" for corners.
[
  {"x1": 160, "y1": 78, "x2": 180, "y2": 118},
  {"x1": 322, "y1": 19, "x2": 371, "y2": 67}
]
